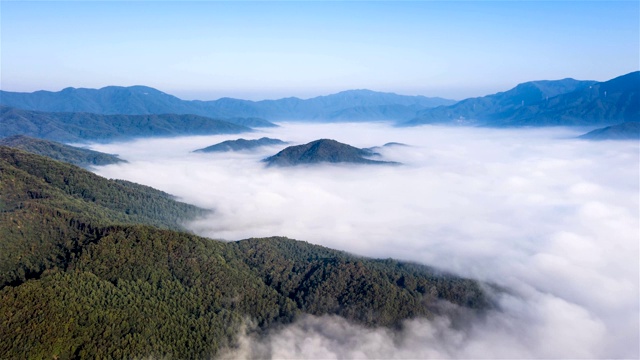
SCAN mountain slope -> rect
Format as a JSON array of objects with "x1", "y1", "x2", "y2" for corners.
[
  {"x1": 404, "y1": 72, "x2": 639, "y2": 127},
  {"x1": 0, "y1": 147, "x2": 490, "y2": 359},
  {"x1": 493, "y1": 71, "x2": 640, "y2": 126},
  {"x1": 0, "y1": 145, "x2": 208, "y2": 288},
  {"x1": 0, "y1": 135, "x2": 125, "y2": 167},
  {"x1": 404, "y1": 78, "x2": 596, "y2": 126},
  {"x1": 0, "y1": 106, "x2": 252, "y2": 142},
  {"x1": 578, "y1": 122, "x2": 640, "y2": 140},
  {"x1": 0, "y1": 87, "x2": 454, "y2": 122},
  {"x1": 194, "y1": 137, "x2": 287, "y2": 153},
  {"x1": 0, "y1": 146, "x2": 206, "y2": 233},
  {"x1": 233, "y1": 237, "x2": 489, "y2": 323},
  {"x1": 264, "y1": 139, "x2": 399, "y2": 166},
  {"x1": 0, "y1": 85, "x2": 191, "y2": 114}
]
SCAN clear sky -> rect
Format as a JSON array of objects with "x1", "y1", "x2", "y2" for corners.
[{"x1": 1, "y1": 1, "x2": 638, "y2": 100}]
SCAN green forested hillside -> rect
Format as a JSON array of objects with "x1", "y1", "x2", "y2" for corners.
[
  {"x1": 0, "y1": 146, "x2": 208, "y2": 287},
  {"x1": 0, "y1": 146, "x2": 206, "y2": 230},
  {"x1": 0, "y1": 135, "x2": 125, "y2": 167},
  {"x1": 0, "y1": 147, "x2": 491, "y2": 359},
  {"x1": 232, "y1": 238, "x2": 489, "y2": 326}
]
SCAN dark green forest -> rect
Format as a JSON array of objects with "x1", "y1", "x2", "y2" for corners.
[
  {"x1": 0, "y1": 135, "x2": 126, "y2": 168},
  {"x1": 0, "y1": 147, "x2": 491, "y2": 359}
]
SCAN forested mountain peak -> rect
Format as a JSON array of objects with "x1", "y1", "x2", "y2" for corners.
[{"x1": 263, "y1": 139, "x2": 400, "y2": 166}]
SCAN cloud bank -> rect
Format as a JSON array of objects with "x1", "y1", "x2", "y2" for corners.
[{"x1": 90, "y1": 123, "x2": 639, "y2": 359}]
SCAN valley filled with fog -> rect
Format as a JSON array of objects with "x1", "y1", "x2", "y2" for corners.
[{"x1": 89, "y1": 123, "x2": 638, "y2": 359}]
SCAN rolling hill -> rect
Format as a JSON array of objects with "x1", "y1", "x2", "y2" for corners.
[{"x1": 0, "y1": 146, "x2": 490, "y2": 359}]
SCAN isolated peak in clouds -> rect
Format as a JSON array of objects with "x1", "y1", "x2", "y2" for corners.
[
  {"x1": 263, "y1": 138, "x2": 400, "y2": 167},
  {"x1": 193, "y1": 137, "x2": 288, "y2": 153}
]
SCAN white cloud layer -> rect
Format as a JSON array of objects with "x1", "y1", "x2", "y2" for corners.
[{"x1": 90, "y1": 123, "x2": 639, "y2": 359}]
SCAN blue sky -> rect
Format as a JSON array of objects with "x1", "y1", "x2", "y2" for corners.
[{"x1": 1, "y1": 1, "x2": 638, "y2": 100}]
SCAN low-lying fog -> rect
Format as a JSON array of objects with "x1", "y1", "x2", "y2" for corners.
[{"x1": 89, "y1": 123, "x2": 639, "y2": 359}]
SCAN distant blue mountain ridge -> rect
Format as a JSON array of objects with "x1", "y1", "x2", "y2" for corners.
[
  {"x1": 1, "y1": 71, "x2": 637, "y2": 127},
  {"x1": 403, "y1": 71, "x2": 639, "y2": 127},
  {"x1": 0, "y1": 87, "x2": 454, "y2": 123}
]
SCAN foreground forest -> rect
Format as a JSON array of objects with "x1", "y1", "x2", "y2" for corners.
[
  {"x1": 0, "y1": 135, "x2": 126, "y2": 168},
  {"x1": 0, "y1": 146, "x2": 491, "y2": 359}
]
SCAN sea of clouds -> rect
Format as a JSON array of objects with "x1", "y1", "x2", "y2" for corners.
[{"x1": 89, "y1": 123, "x2": 639, "y2": 359}]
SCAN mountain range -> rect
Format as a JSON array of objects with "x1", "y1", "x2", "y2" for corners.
[
  {"x1": 0, "y1": 135, "x2": 126, "y2": 167},
  {"x1": 1, "y1": 71, "x2": 637, "y2": 140},
  {"x1": 0, "y1": 87, "x2": 454, "y2": 123},
  {"x1": 0, "y1": 146, "x2": 490, "y2": 359},
  {"x1": 404, "y1": 71, "x2": 640, "y2": 127},
  {"x1": 264, "y1": 139, "x2": 400, "y2": 167}
]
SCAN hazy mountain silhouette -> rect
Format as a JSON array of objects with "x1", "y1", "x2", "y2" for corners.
[
  {"x1": 0, "y1": 87, "x2": 453, "y2": 122},
  {"x1": 3, "y1": 72, "x2": 636, "y2": 126},
  {"x1": 404, "y1": 78, "x2": 597, "y2": 126},
  {"x1": 578, "y1": 122, "x2": 640, "y2": 140},
  {"x1": 404, "y1": 72, "x2": 639, "y2": 126},
  {"x1": 0, "y1": 85, "x2": 276, "y2": 127},
  {"x1": 365, "y1": 142, "x2": 409, "y2": 153},
  {"x1": 492, "y1": 71, "x2": 640, "y2": 126},
  {"x1": 251, "y1": 90, "x2": 455, "y2": 121}
]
